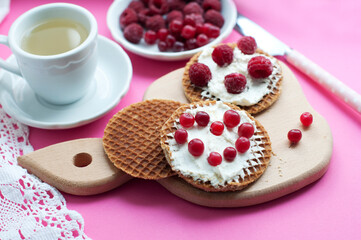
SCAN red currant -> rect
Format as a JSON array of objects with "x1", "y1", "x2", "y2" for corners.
[
  {"x1": 174, "y1": 129, "x2": 188, "y2": 144},
  {"x1": 196, "y1": 33, "x2": 208, "y2": 47},
  {"x1": 157, "y1": 41, "x2": 168, "y2": 52},
  {"x1": 223, "y1": 110, "x2": 240, "y2": 128},
  {"x1": 288, "y1": 129, "x2": 302, "y2": 143},
  {"x1": 188, "y1": 138, "x2": 204, "y2": 156},
  {"x1": 144, "y1": 30, "x2": 157, "y2": 44},
  {"x1": 204, "y1": 23, "x2": 220, "y2": 38},
  {"x1": 181, "y1": 25, "x2": 196, "y2": 39},
  {"x1": 195, "y1": 111, "x2": 210, "y2": 127},
  {"x1": 165, "y1": 34, "x2": 176, "y2": 48},
  {"x1": 238, "y1": 123, "x2": 254, "y2": 138},
  {"x1": 157, "y1": 28, "x2": 169, "y2": 41},
  {"x1": 300, "y1": 112, "x2": 313, "y2": 127},
  {"x1": 223, "y1": 147, "x2": 237, "y2": 162},
  {"x1": 173, "y1": 41, "x2": 185, "y2": 52},
  {"x1": 185, "y1": 38, "x2": 197, "y2": 50},
  {"x1": 235, "y1": 137, "x2": 250, "y2": 153},
  {"x1": 210, "y1": 121, "x2": 224, "y2": 136},
  {"x1": 179, "y1": 113, "x2": 195, "y2": 128},
  {"x1": 169, "y1": 19, "x2": 183, "y2": 34},
  {"x1": 207, "y1": 152, "x2": 222, "y2": 166}
]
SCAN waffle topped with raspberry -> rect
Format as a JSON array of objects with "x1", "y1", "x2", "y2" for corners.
[
  {"x1": 182, "y1": 37, "x2": 283, "y2": 114},
  {"x1": 160, "y1": 101, "x2": 272, "y2": 192}
]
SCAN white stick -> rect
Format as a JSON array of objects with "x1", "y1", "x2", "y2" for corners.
[{"x1": 286, "y1": 49, "x2": 361, "y2": 114}]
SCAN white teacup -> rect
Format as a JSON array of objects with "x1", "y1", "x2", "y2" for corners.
[{"x1": 0, "y1": 3, "x2": 98, "y2": 105}]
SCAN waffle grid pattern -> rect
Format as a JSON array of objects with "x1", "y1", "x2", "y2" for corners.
[
  {"x1": 160, "y1": 101, "x2": 272, "y2": 192},
  {"x1": 103, "y1": 99, "x2": 182, "y2": 180}
]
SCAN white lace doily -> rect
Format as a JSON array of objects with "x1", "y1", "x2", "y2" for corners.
[{"x1": 0, "y1": 104, "x2": 89, "y2": 239}]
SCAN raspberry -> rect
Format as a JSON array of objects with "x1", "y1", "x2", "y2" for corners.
[
  {"x1": 212, "y1": 44, "x2": 233, "y2": 67},
  {"x1": 189, "y1": 63, "x2": 212, "y2": 87},
  {"x1": 181, "y1": 25, "x2": 196, "y2": 39},
  {"x1": 235, "y1": 137, "x2": 250, "y2": 153},
  {"x1": 223, "y1": 147, "x2": 237, "y2": 162},
  {"x1": 204, "y1": 9, "x2": 224, "y2": 28},
  {"x1": 288, "y1": 129, "x2": 302, "y2": 144},
  {"x1": 184, "y1": 13, "x2": 204, "y2": 27},
  {"x1": 120, "y1": 8, "x2": 138, "y2": 28},
  {"x1": 300, "y1": 112, "x2": 313, "y2": 127},
  {"x1": 179, "y1": 113, "x2": 195, "y2": 128},
  {"x1": 195, "y1": 111, "x2": 210, "y2": 126},
  {"x1": 183, "y1": 2, "x2": 204, "y2": 15},
  {"x1": 247, "y1": 56, "x2": 273, "y2": 78},
  {"x1": 210, "y1": 121, "x2": 224, "y2": 136},
  {"x1": 144, "y1": 30, "x2": 157, "y2": 44},
  {"x1": 238, "y1": 123, "x2": 254, "y2": 138},
  {"x1": 174, "y1": 129, "x2": 188, "y2": 144},
  {"x1": 207, "y1": 152, "x2": 222, "y2": 166},
  {"x1": 138, "y1": 9, "x2": 153, "y2": 25},
  {"x1": 237, "y1": 36, "x2": 257, "y2": 55},
  {"x1": 168, "y1": 0, "x2": 186, "y2": 11},
  {"x1": 146, "y1": 15, "x2": 166, "y2": 32},
  {"x1": 149, "y1": 0, "x2": 169, "y2": 15},
  {"x1": 224, "y1": 73, "x2": 247, "y2": 94},
  {"x1": 166, "y1": 10, "x2": 183, "y2": 24},
  {"x1": 188, "y1": 138, "x2": 204, "y2": 156},
  {"x1": 223, "y1": 110, "x2": 240, "y2": 128},
  {"x1": 204, "y1": 23, "x2": 220, "y2": 38},
  {"x1": 123, "y1": 23, "x2": 143, "y2": 44},
  {"x1": 202, "y1": 0, "x2": 221, "y2": 11},
  {"x1": 128, "y1": 1, "x2": 145, "y2": 13},
  {"x1": 196, "y1": 33, "x2": 208, "y2": 47}
]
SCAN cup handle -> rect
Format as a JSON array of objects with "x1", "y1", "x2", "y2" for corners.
[{"x1": 0, "y1": 35, "x2": 22, "y2": 76}]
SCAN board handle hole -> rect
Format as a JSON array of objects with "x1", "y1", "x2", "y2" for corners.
[{"x1": 73, "y1": 153, "x2": 92, "y2": 168}]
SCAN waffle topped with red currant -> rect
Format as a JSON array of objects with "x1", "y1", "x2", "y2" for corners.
[
  {"x1": 183, "y1": 37, "x2": 283, "y2": 114},
  {"x1": 160, "y1": 101, "x2": 272, "y2": 192}
]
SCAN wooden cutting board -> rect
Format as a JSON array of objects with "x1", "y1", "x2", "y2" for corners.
[
  {"x1": 18, "y1": 63, "x2": 332, "y2": 207},
  {"x1": 143, "y1": 62, "x2": 333, "y2": 207}
]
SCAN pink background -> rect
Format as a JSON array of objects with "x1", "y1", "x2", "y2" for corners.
[{"x1": 1, "y1": 0, "x2": 361, "y2": 239}]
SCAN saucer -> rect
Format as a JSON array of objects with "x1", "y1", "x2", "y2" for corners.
[
  {"x1": 107, "y1": 0, "x2": 237, "y2": 61},
  {"x1": 0, "y1": 35, "x2": 132, "y2": 129}
]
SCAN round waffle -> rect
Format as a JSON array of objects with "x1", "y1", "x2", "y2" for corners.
[
  {"x1": 182, "y1": 43, "x2": 283, "y2": 115},
  {"x1": 160, "y1": 101, "x2": 272, "y2": 192},
  {"x1": 103, "y1": 99, "x2": 183, "y2": 180}
]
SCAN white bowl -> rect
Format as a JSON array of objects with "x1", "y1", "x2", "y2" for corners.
[{"x1": 107, "y1": 0, "x2": 237, "y2": 61}]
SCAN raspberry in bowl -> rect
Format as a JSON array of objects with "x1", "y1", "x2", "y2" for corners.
[{"x1": 107, "y1": 0, "x2": 237, "y2": 60}]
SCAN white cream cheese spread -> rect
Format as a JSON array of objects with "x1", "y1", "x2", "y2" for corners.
[
  {"x1": 198, "y1": 47, "x2": 282, "y2": 106},
  {"x1": 166, "y1": 102, "x2": 265, "y2": 188}
]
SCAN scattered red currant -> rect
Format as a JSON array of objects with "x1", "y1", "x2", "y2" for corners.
[
  {"x1": 157, "y1": 28, "x2": 169, "y2": 41},
  {"x1": 181, "y1": 25, "x2": 196, "y2": 39},
  {"x1": 179, "y1": 113, "x2": 195, "y2": 128},
  {"x1": 174, "y1": 129, "x2": 188, "y2": 144},
  {"x1": 238, "y1": 123, "x2": 255, "y2": 138},
  {"x1": 188, "y1": 138, "x2": 204, "y2": 156},
  {"x1": 210, "y1": 121, "x2": 224, "y2": 136},
  {"x1": 288, "y1": 129, "x2": 302, "y2": 144},
  {"x1": 235, "y1": 137, "x2": 250, "y2": 153},
  {"x1": 207, "y1": 152, "x2": 222, "y2": 166},
  {"x1": 195, "y1": 111, "x2": 210, "y2": 127},
  {"x1": 223, "y1": 147, "x2": 237, "y2": 162},
  {"x1": 223, "y1": 110, "x2": 240, "y2": 128},
  {"x1": 300, "y1": 112, "x2": 313, "y2": 127}
]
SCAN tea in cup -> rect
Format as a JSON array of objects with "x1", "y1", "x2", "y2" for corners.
[{"x1": 0, "y1": 3, "x2": 98, "y2": 105}]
